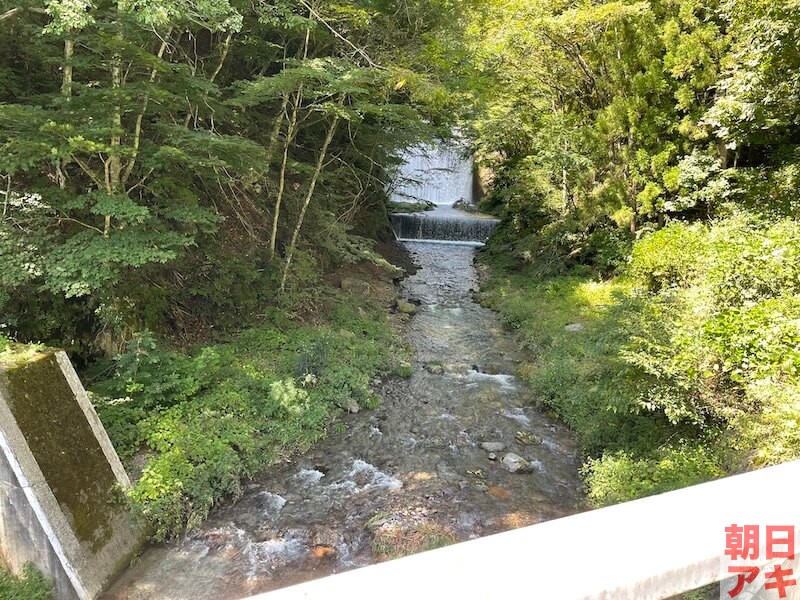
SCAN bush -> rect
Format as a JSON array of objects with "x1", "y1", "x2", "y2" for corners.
[
  {"x1": 583, "y1": 445, "x2": 724, "y2": 506},
  {"x1": 92, "y1": 291, "x2": 397, "y2": 540},
  {"x1": 705, "y1": 216, "x2": 800, "y2": 307},
  {"x1": 628, "y1": 222, "x2": 707, "y2": 291},
  {"x1": 481, "y1": 209, "x2": 800, "y2": 506},
  {"x1": 731, "y1": 380, "x2": 800, "y2": 468},
  {"x1": 583, "y1": 225, "x2": 633, "y2": 275}
]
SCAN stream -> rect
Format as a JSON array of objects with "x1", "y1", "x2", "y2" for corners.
[{"x1": 105, "y1": 214, "x2": 583, "y2": 600}]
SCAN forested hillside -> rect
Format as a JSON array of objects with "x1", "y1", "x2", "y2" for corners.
[
  {"x1": 462, "y1": 0, "x2": 800, "y2": 503},
  {"x1": 0, "y1": 0, "x2": 468, "y2": 542},
  {"x1": 0, "y1": 0, "x2": 462, "y2": 357}
]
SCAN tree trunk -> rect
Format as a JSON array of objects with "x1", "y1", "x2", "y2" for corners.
[
  {"x1": 183, "y1": 32, "x2": 234, "y2": 129},
  {"x1": 123, "y1": 29, "x2": 172, "y2": 187},
  {"x1": 280, "y1": 101, "x2": 342, "y2": 293},
  {"x1": 106, "y1": 55, "x2": 122, "y2": 237},
  {"x1": 269, "y1": 86, "x2": 303, "y2": 260},
  {"x1": 61, "y1": 39, "x2": 73, "y2": 98},
  {"x1": 264, "y1": 93, "x2": 289, "y2": 174},
  {"x1": 268, "y1": 24, "x2": 311, "y2": 258}
]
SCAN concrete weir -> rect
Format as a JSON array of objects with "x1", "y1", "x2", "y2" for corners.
[{"x1": 0, "y1": 349, "x2": 141, "y2": 599}]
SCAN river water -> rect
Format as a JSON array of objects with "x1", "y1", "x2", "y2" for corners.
[{"x1": 105, "y1": 234, "x2": 583, "y2": 600}]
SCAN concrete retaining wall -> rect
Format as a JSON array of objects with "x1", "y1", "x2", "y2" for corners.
[{"x1": 0, "y1": 349, "x2": 141, "y2": 599}]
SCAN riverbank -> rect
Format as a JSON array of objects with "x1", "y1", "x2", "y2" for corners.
[
  {"x1": 476, "y1": 211, "x2": 800, "y2": 507},
  {"x1": 88, "y1": 247, "x2": 415, "y2": 543}
]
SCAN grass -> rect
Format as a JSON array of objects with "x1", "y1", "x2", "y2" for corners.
[
  {"x1": 478, "y1": 258, "x2": 724, "y2": 506},
  {"x1": 370, "y1": 519, "x2": 456, "y2": 560},
  {"x1": 0, "y1": 564, "x2": 53, "y2": 600}
]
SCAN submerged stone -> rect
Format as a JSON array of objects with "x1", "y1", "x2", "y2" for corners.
[
  {"x1": 480, "y1": 441, "x2": 506, "y2": 452},
  {"x1": 500, "y1": 452, "x2": 534, "y2": 474}
]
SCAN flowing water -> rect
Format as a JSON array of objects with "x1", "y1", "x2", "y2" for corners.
[
  {"x1": 105, "y1": 147, "x2": 583, "y2": 600},
  {"x1": 104, "y1": 232, "x2": 582, "y2": 600},
  {"x1": 390, "y1": 142, "x2": 474, "y2": 206},
  {"x1": 389, "y1": 206, "x2": 499, "y2": 244}
]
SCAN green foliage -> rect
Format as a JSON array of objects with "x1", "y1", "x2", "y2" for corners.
[
  {"x1": 628, "y1": 222, "x2": 707, "y2": 291},
  {"x1": 463, "y1": 0, "x2": 800, "y2": 263},
  {"x1": 704, "y1": 215, "x2": 800, "y2": 307},
  {"x1": 92, "y1": 285, "x2": 397, "y2": 540},
  {"x1": 0, "y1": 0, "x2": 454, "y2": 356},
  {"x1": 481, "y1": 207, "x2": 800, "y2": 506},
  {"x1": 0, "y1": 563, "x2": 53, "y2": 600},
  {"x1": 583, "y1": 445, "x2": 724, "y2": 506},
  {"x1": 731, "y1": 380, "x2": 800, "y2": 467}
]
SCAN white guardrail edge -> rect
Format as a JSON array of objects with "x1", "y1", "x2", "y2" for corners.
[{"x1": 244, "y1": 460, "x2": 800, "y2": 600}]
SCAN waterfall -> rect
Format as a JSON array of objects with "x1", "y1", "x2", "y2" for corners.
[
  {"x1": 389, "y1": 141, "x2": 498, "y2": 245},
  {"x1": 390, "y1": 142, "x2": 474, "y2": 206}
]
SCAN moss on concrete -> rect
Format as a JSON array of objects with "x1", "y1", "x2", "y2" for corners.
[
  {"x1": 0, "y1": 353, "x2": 118, "y2": 553},
  {"x1": 0, "y1": 343, "x2": 46, "y2": 369}
]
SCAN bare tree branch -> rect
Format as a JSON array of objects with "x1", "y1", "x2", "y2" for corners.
[
  {"x1": 0, "y1": 6, "x2": 48, "y2": 22},
  {"x1": 297, "y1": 0, "x2": 386, "y2": 70}
]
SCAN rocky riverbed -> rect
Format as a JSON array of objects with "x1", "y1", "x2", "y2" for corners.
[{"x1": 104, "y1": 239, "x2": 583, "y2": 600}]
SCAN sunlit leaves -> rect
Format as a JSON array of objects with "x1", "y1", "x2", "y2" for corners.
[
  {"x1": 704, "y1": 0, "x2": 800, "y2": 157},
  {"x1": 44, "y1": 0, "x2": 94, "y2": 34},
  {"x1": 119, "y1": 0, "x2": 243, "y2": 31}
]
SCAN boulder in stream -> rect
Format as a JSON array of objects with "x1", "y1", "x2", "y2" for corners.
[
  {"x1": 308, "y1": 525, "x2": 338, "y2": 559},
  {"x1": 515, "y1": 431, "x2": 541, "y2": 445},
  {"x1": 340, "y1": 397, "x2": 360, "y2": 413},
  {"x1": 424, "y1": 362, "x2": 445, "y2": 374},
  {"x1": 500, "y1": 452, "x2": 534, "y2": 474},
  {"x1": 395, "y1": 299, "x2": 418, "y2": 315}
]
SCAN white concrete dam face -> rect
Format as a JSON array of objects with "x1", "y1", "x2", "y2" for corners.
[{"x1": 390, "y1": 143, "x2": 474, "y2": 206}]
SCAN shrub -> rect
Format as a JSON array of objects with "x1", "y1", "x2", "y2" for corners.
[
  {"x1": 705, "y1": 216, "x2": 800, "y2": 308},
  {"x1": 93, "y1": 294, "x2": 396, "y2": 540},
  {"x1": 703, "y1": 296, "x2": 800, "y2": 385},
  {"x1": 95, "y1": 331, "x2": 224, "y2": 411},
  {"x1": 731, "y1": 380, "x2": 800, "y2": 468},
  {"x1": 481, "y1": 209, "x2": 800, "y2": 506},
  {"x1": 628, "y1": 222, "x2": 707, "y2": 291},
  {"x1": 583, "y1": 445, "x2": 724, "y2": 506}
]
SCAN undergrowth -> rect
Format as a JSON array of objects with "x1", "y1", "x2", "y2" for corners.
[
  {"x1": 0, "y1": 564, "x2": 53, "y2": 600},
  {"x1": 89, "y1": 287, "x2": 403, "y2": 541},
  {"x1": 480, "y1": 209, "x2": 800, "y2": 505}
]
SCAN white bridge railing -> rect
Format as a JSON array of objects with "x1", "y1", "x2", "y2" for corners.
[{"x1": 248, "y1": 460, "x2": 800, "y2": 600}]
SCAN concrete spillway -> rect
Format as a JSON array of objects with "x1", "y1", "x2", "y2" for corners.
[
  {"x1": 389, "y1": 211, "x2": 498, "y2": 244},
  {"x1": 389, "y1": 141, "x2": 498, "y2": 245}
]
